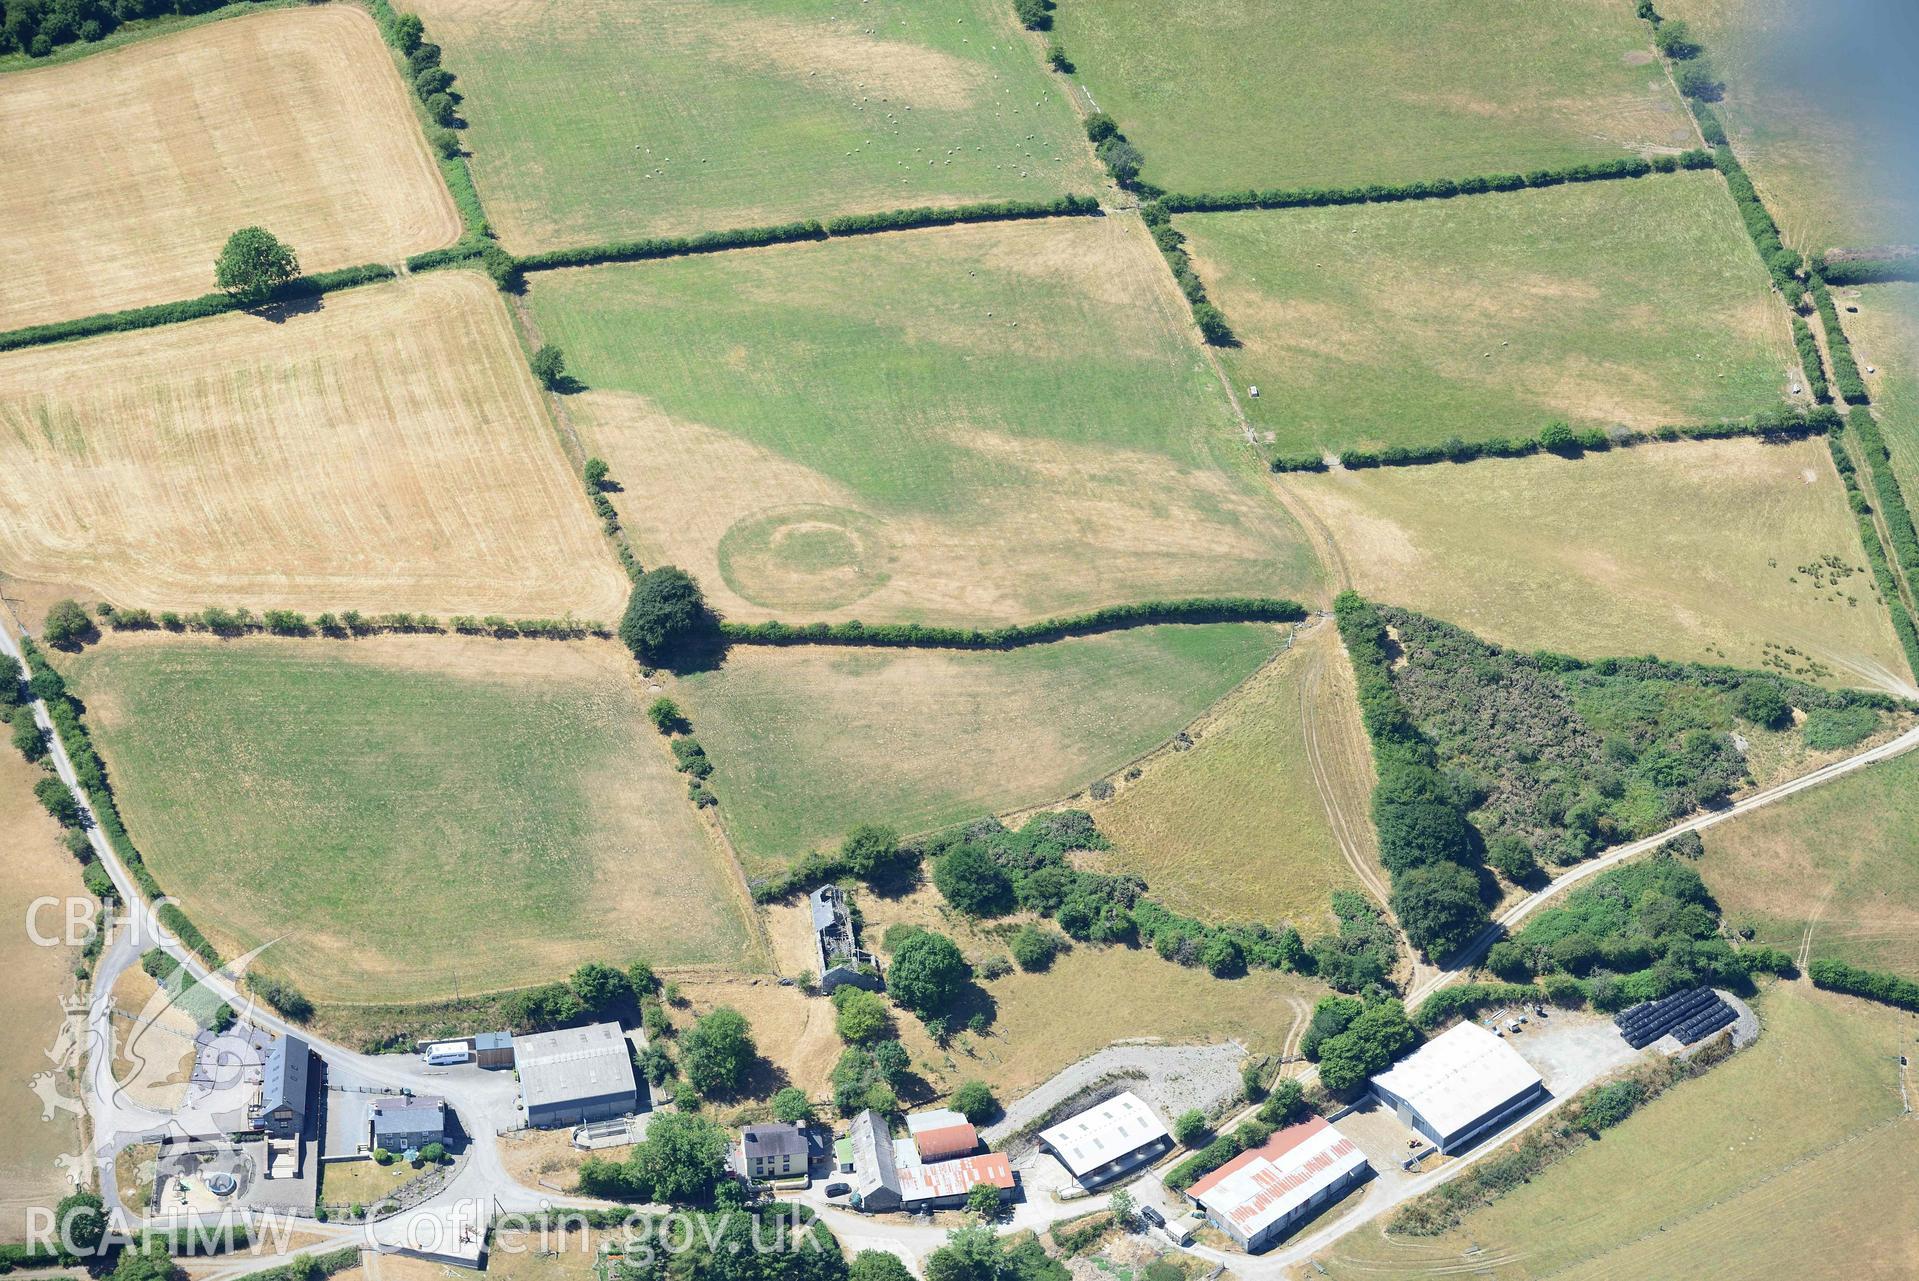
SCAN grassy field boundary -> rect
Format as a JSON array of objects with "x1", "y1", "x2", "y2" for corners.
[
  {"x1": 1816, "y1": 253, "x2": 1919, "y2": 286},
  {"x1": 1808, "y1": 958, "x2": 1919, "y2": 1011},
  {"x1": 0, "y1": 263, "x2": 394, "y2": 353},
  {"x1": 1270, "y1": 406, "x2": 1838, "y2": 473},
  {"x1": 1809, "y1": 273, "x2": 1871, "y2": 402},
  {"x1": 1845, "y1": 408, "x2": 1919, "y2": 599},
  {"x1": 720, "y1": 596, "x2": 1307, "y2": 651}
]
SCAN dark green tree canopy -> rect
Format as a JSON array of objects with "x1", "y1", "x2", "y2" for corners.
[
  {"x1": 619, "y1": 566, "x2": 715, "y2": 666},
  {"x1": 681, "y1": 1005, "x2": 755, "y2": 1096},
  {"x1": 886, "y1": 930, "x2": 968, "y2": 1018},
  {"x1": 215, "y1": 227, "x2": 300, "y2": 304}
]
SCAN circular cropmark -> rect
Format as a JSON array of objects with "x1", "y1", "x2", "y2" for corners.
[{"x1": 716, "y1": 505, "x2": 892, "y2": 610}]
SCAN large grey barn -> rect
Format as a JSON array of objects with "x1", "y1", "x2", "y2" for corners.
[
  {"x1": 515, "y1": 1022, "x2": 639, "y2": 1128},
  {"x1": 1369, "y1": 1022, "x2": 1545, "y2": 1154}
]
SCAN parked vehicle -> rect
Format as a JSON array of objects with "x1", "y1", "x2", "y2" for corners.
[
  {"x1": 824, "y1": 1183, "x2": 850, "y2": 1199},
  {"x1": 1139, "y1": 1205, "x2": 1166, "y2": 1228}
]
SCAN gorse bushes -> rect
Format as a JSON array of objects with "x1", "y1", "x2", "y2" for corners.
[
  {"x1": 1160, "y1": 153, "x2": 1712, "y2": 215},
  {"x1": 1271, "y1": 406, "x2": 1839, "y2": 473},
  {"x1": 723, "y1": 597, "x2": 1305, "y2": 650}
]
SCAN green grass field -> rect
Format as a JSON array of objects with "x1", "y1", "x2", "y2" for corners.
[
  {"x1": 1839, "y1": 282, "x2": 1919, "y2": 498},
  {"x1": 1052, "y1": 0, "x2": 1691, "y2": 195},
  {"x1": 1316, "y1": 982, "x2": 1919, "y2": 1280},
  {"x1": 63, "y1": 637, "x2": 757, "y2": 1004},
  {"x1": 533, "y1": 216, "x2": 1322, "y2": 625},
  {"x1": 407, "y1": 0, "x2": 1102, "y2": 252},
  {"x1": 1089, "y1": 623, "x2": 1377, "y2": 932},
  {"x1": 1291, "y1": 435, "x2": 1913, "y2": 695},
  {"x1": 1660, "y1": 0, "x2": 1914, "y2": 253},
  {"x1": 1182, "y1": 172, "x2": 1792, "y2": 458},
  {"x1": 667, "y1": 623, "x2": 1288, "y2": 875},
  {"x1": 1700, "y1": 749, "x2": 1919, "y2": 976}
]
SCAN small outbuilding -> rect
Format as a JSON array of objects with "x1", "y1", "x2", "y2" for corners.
[
  {"x1": 473, "y1": 1031, "x2": 515, "y2": 1070},
  {"x1": 906, "y1": 1108, "x2": 978, "y2": 1162},
  {"x1": 1369, "y1": 1022, "x2": 1544, "y2": 1154},
  {"x1": 1037, "y1": 1090, "x2": 1172, "y2": 1188},
  {"x1": 1186, "y1": 1115, "x2": 1371, "y2": 1252},
  {"x1": 516, "y1": 1022, "x2": 639, "y2": 1128}
]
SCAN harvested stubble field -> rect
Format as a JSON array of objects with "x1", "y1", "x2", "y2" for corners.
[
  {"x1": 1315, "y1": 982, "x2": 1919, "y2": 1280},
  {"x1": 0, "y1": 272, "x2": 628, "y2": 620},
  {"x1": 406, "y1": 0, "x2": 1102, "y2": 250},
  {"x1": 669, "y1": 623, "x2": 1288, "y2": 876},
  {"x1": 1181, "y1": 172, "x2": 1792, "y2": 458},
  {"x1": 1085, "y1": 621, "x2": 1380, "y2": 933},
  {"x1": 536, "y1": 216, "x2": 1320, "y2": 625},
  {"x1": 1052, "y1": 0, "x2": 1691, "y2": 195},
  {"x1": 60, "y1": 634, "x2": 757, "y2": 1005},
  {"x1": 1659, "y1": 0, "x2": 1914, "y2": 254},
  {"x1": 0, "y1": 5, "x2": 458, "y2": 331},
  {"x1": 0, "y1": 751, "x2": 87, "y2": 1241},
  {"x1": 1839, "y1": 282, "x2": 1919, "y2": 497},
  {"x1": 1699, "y1": 749, "x2": 1919, "y2": 976},
  {"x1": 1291, "y1": 435, "x2": 1914, "y2": 693}
]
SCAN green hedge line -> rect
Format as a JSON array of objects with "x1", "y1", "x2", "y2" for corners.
[
  {"x1": 1790, "y1": 312, "x2": 1831, "y2": 403},
  {"x1": 1808, "y1": 274, "x2": 1870, "y2": 402},
  {"x1": 1271, "y1": 406, "x2": 1839, "y2": 473},
  {"x1": 1847, "y1": 408, "x2": 1919, "y2": 581},
  {"x1": 0, "y1": 1242, "x2": 64, "y2": 1273},
  {"x1": 821, "y1": 194, "x2": 1098, "y2": 236},
  {"x1": 1708, "y1": 140, "x2": 1805, "y2": 304},
  {"x1": 1825, "y1": 435, "x2": 1919, "y2": 676},
  {"x1": 1808, "y1": 958, "x2": 1919, "y2": 1010},
  {"x1": 720, "y1": 597, "x2": 1306, "y2": 650},
  {"x1": 1815, "y1": 254, "x2": 1919, "y2": 286},
  {"x1": 1159, "y1": 153, "x2": 1712, "y2": 215},
  {"x1": 516, "y1": 221, "x2": 828, "y2": 271},
  {"x1": 0, "y1": 264, "x2": 396, "y2": 353}
]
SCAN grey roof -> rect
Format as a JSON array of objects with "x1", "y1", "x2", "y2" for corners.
[
  {"x1": 474, "y1": 1031, "x2": 513, "y2": 1052},
  {"x1": 515, "y1": 1022, "x2": 637, "y2": 1112},
  {"x1": 809, "y1": 887, "x2": 842, "y2": 932},
  {"x1": 741, "y1": 1123, "x2": 807, "y2": 1160},
  {"x1": 848, "y1": 1109, "x2": 900, "y2": 1202},
  {"x1": 260, "y1": 1034, "x2": 309, "y2": 1118},
  {"x1": 373, "y1": 1095, "x2": 445, "y2": 1128}
]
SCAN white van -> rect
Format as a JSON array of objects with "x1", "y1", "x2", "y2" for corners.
[{"x1": 423, "y1": 1041, "x2": 471, "y2": 1066}]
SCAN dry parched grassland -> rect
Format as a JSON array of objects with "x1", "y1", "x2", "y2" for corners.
[
  {"x1": 671, "y1": 623, "x2": 1288, "y2": 876},
  {"x1": 1087, "y1": 622, "x2": 1380, "y2": 933},
  {"x1": 1658, "y1": 0, "x2": 1915, "y2": 254},
  {"x1": 62, "y1": 635, "x2": 757, "y2": 1005},
  {"x1": 1839, "y1": 282, "x2": 1919, "y2": 499},
  {"x1": 1291, "y1": 435, "x2": 1914, "y2": 693},
  {"x1": 1053, "y1": 0, "x2": 1691, "y2": 195},
  {"x1": 0, "y1": 272, "x2": 628, "y2": 620},
  {"x1": 538, "y1": 217, "x2": 1320, "y2": 626},
  {"x1": 0, "y1": 5, "x2": 458, "y2": 331},
  {"x1": 1316, "y1": 983, "x2": 1919, "y2": 1281},
  {"x1": 1182, "y1": 172, "x2": 1793, "y2": 459},
  {"x1": 0, "y1": 752, "x2": 87, "y2": 1242},
  {"x1": 407, "y1": 0, "x2": 1102, "y2": 251},
  {"x1": 1700, "y1": 749, "x2": 1919, "y2": 976}
]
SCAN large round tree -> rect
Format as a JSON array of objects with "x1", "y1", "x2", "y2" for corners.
[
  {"x1": 619, "y1": 566, "x2": 714, "y2": 666},
  {"x1": 215, "y1": 227, "x2": 300, "y2": 305},
  {"x1": 886, "y1": 930, "x2": 968, "y2": 1018}
]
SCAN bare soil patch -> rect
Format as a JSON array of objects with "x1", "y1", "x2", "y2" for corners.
[
  {"x1": 0, "y1": 6, "x2": 458, "y2": 330},
  {"x1": 0, "y1": 273, "x2": 626, "y2": 620}
]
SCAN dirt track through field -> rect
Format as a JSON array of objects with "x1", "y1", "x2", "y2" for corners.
[
  {"x1": 0, "y1": 6, "x2": 459, "y2": 331},
  {"x1": 0, "y1": 272, "x2": 628, "y2": 618}
]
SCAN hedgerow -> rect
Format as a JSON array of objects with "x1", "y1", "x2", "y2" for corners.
[
  {"x1": 516, "y1": 221, "x2": 828, "y2": 271},
  {"x1": 1159, "y1": 153, "x2": 1711, "y2": 215},
  {"x1": 1845, "y1": 408, "x2": 1919, "y2": 579},
  {"x1": 1826, "y1": 431, "x2": 1919, "y2": 675},
  {"x1": 1790, "y1": 312, "x2": 1831, "y2": 402},
  {"x1": 1709, "y1": 143, "x2": 1804, "y2": 304},
  {"x1": 723, "y1": 596, "x2": 1304, "y2": 650},
  {"x1": 0, "y1": 263, "x2": 395, "y2": 353},
  {"x1": 821, "y1": 194, "x2": 1097, "y2": 236},
  {"x1": 1808, "y1": 958, "x2": 1919, "y2": 1010},
  {"x1": 1270, "y1": 405, "x2": 1839, "y2": 472},
  {"x1": 1815, "y1": 253, "x2": 1919, "y2": 286},
  {"x1": 1413, "y1": 982, "x2": 1543, "y2": 1030},
  {"x1": 1139, "y1": 200, "x2": 1233, "y2": 343},
  {"x1": 0, "y1": 0, "x2": 278, "y2": 59},
  {"x1": 1808, "y1": 273, "x2": 1869, "y2": 402}
]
